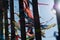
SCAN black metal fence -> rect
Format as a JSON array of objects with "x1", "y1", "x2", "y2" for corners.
[
  {"x1": 1, "y1": 0, "x2": 60, "y2": 40},
  {"x1": 0, "y1": 0, "x2": 41, "y2": 40}
]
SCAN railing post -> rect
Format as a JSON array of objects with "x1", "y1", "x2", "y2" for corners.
[
  {"x1": 55, "y1": 10, "x2": 60, "y2": 40},
  {"x1": 4, "y1": 9, "x2": 9, "y2": 40},
  {"x1": 32, "y1": 0, "x2": 41, "y2": 40},
  {"x1": 19, "y1": 0, "x2": 26, "y2": 40},
  {"x1": 0, "y1": 10, "x2": 3, "y2": 40},
  {"x1": 2, "y1": 0, "x2": 9, "y2": 40},
  {"x1": 10, "y1": 0, "x2": 15, "y2": 40},
  {"x1": 0, "y1": 0, "x2": 4, "y2": 40},
  {"x1": 53, "y1": 0, "x2": 60, "y2": 40}
]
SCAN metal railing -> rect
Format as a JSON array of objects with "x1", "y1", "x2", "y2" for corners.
[{"x1": 0, "y1": 0, "x2": 41, "y2": 40}]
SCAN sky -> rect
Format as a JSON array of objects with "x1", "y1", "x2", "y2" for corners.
[
  {"x1": 38, "y1": 0, "x2": 58, "y2": 40},
  {"x1": 13, "y1": 0, "x2": 59, "y2": 40}
]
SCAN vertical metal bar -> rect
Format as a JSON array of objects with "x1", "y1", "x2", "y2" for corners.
[
  {"x1": 0, "y1": 0, "x2": 4, "y2": 40},
  {"x1": 19, "y1": 0, "x2": 26, "y2": 40},
  {"x1": 53, "y1": 0, "x2": 60, "y2": 40},
  {"x1": 5, "y1": 9, "x2": 9, "y2": 40},
  {"x1": 32, "y1": 0, "x2": 41, "y2": 40},
  {"x1": 55, "y1": 11, "x2": 60, "y2": 40},
  {"x1": 10, "y1": 0, "x2": 15, "y2": 40},
  {"x1": 2, "y1": 0, "x2": 9, "y2": 40},
  {"x1": 0, "y1": 10, "x2": 3, "y2": 40}
]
